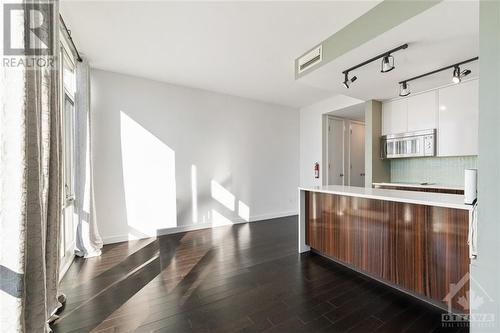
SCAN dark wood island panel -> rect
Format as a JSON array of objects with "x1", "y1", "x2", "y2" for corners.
[{"x1": 305, "y1": 191, "x2": 470, "y2": 313}]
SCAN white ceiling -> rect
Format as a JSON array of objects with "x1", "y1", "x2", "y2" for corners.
[
  {"x1": 298, "y1": 0, "x2": 480, "y2": 101},
  {"x1": 59, "y1": 1, "x2": 380, "y2": 108},
  {"x1": 327, "y1": 103, "x2": 365, "y2": 122}
]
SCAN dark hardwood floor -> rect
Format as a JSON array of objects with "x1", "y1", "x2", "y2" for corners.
[{"x1": 53, "y1": 216, "x2": 468, "y2": 333}]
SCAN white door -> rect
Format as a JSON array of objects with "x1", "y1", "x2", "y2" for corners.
[
  {"x1": 327, "y1": 118, "x2": 345, "y2": 185},
  {"x1": 349, "y1": 122, "x2": 365, "y2": 187},
  {"x1": 60, "y1": 44, "x2": 76, "y2": 276}
]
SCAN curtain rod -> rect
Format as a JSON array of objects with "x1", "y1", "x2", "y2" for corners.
[{"x1": 59, "y1": 14, "x2": 83, "y2": 62}]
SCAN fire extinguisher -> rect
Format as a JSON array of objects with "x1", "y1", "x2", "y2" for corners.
[{"x1": 314, "y1": 162, "x2": 320, "y2": 179}]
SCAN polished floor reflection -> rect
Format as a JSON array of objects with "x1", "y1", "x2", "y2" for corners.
[{"x1": 53, "y1": 216, "x2": 466, "y2": 333}]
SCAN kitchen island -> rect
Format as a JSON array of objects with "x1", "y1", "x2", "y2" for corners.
[{"x1": 298, "y1": 185, "x2": 473, "y2": 313}]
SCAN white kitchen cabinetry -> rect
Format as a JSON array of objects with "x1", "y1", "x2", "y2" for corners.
[
  {"x1": 407, "y1": 90, "x2": 437, "y2": 132},
  {"x1": 382, "y1": 91, "x2": 437, "y2": 135},
  {"x1": 382, "y1": 99, "x2": 407, "y2": 135},
  {"x1": 438, "y1": 80, "x2": 478, "y2": 156},
  {"x1": 381, "y1": 79, "x2": 478, "y2": 157}
]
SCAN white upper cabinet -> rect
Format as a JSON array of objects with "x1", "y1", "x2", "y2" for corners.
[
  {"x1": 382, "y1": 99, "x2": 407, "y2": 135},
  {"x1": 407, "y1": 90, "x2": 438, "y2": 132},
  {"x1": 382, "y1": 91, "x2": 437, "y2": 135},
  {"x1": 438, "y1": 79, "x2": 479, "y2": 156},
  {"x1": 381, "y1": 79, "x2": 478, "y2": 157}
]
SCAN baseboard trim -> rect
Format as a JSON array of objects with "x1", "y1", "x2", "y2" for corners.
[{"x1": 102, "y1": 211, "x2": 298, "y2": 245}]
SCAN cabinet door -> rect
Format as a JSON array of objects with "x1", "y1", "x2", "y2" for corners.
[
  {"x1": 407, "y1": 90, "x2": 438, "y2": 132},
  {"x1": 306, "y1": 191, "x2": 324, "y2": 252},
  {"x1": 438, "y1": 80, "x2": 479, "y2": 156},
  {"x1": 382, "y1": 99, "x2": 407, "y2": 135}
]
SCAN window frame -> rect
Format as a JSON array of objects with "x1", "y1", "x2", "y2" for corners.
[{"x1": 60, "y1": 38, "x2": 76, "y2": 203}]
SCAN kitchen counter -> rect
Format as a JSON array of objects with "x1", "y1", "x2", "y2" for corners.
[
  {"x1": 299, "y1": 185, "x2": 471, "y2": 211},
  {"x1": 297, "y1": 185, "x2": 472, "y2": 313},
  {"x1": 372, "y1": 182, "x2": 464, "y2": 191}
]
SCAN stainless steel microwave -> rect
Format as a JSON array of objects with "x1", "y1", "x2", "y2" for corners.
[{"x1": 381, "y1": 129, "x2": 436, "y2": 159}]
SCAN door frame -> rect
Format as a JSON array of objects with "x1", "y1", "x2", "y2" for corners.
[
  {"x1": 325, "y1": 116, "x2": 347, "y2": 186},
  {"x1": 347, "y1": 120, "x2": 366, "y2": 186},
  {"x1": 324, "y1": 115, "x2": 365, "y2": 186}
]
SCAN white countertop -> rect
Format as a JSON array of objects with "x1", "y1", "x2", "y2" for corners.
[
  {"x1": 299, "y1": 185, "x2": 472, "y2": 210},
  {"x1": 372, "y1": 182, "x2": 464, "y2": 191}
]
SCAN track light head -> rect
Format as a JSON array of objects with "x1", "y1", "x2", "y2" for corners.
[
  {"x1": 342, "y1": 72, "x2": 349, "y2": 88},
  {"x1": 452, "y1": 66, "x2": 461, "y2": 83},
  {"x1": 381, "y1": 55, "x2": 395, "y2": 73},
  {"x1": 453, "y1": 66, "x2": 472, "y2": 84},
  {"x1": 399, "y1": 82, "x2": 410, "y2": 97},
  {"x1": 342, "y1": 73, "x2": 357, "y2": 89},
  {"x1": 461, "y1": 69, "x2": 471, "y2": 77}
]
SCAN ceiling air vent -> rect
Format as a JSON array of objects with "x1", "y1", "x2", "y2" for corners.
[{"x1": 298, "y1": 45, "x2": 322, "y2": 73}]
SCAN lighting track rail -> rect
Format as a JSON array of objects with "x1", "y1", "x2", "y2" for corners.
[
  {"x1": 342, "y1": 43, "x2": 408, "y2": 88},
  {"x1": 399, "y1": 57, "x2": 478, "y2": 85},
  {"x1": 398, "y1": 56, "x2": 478, "y2": 96},
  {"x1": 342, "y1": 43, "x2": 408, "y2": 75}
]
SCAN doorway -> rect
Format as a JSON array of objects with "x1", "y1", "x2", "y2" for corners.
[{"x1": 326, "y1": 116, "x2": 365, "y2": 187}]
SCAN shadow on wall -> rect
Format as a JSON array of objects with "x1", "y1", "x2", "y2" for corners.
[{"x1": 116, "y1": 111, "x2": 251, "y2": 241}]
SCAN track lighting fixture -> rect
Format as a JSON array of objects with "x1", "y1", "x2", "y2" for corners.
[
  {"x1": 342, "y1": 73, "x2": 357, "y2": 89},
  {"x1": 398, "y1": 57, "x2": 478, "y2": 97},
  {"x1": 342, "y1": 73, "x2": 349, "y2": 88},
  {"x1": 381, "y1": 55, "x2": 395, "y2": 73},
  {"x1": 452, "y1": 66, "x2": 471, "y2": 84},
  {"x1": 452, "y1": 66, "x2": 461, "y2": 83},
  {"x1": 341, "y1": 43, "x2": 408, "y2": 88},
  {"x1": 399, "y1": 82, "x2": 410, "y2": 97}
]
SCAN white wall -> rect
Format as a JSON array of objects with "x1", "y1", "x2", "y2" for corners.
[
  {"x1": 471, "y1": 1, "x2": 500, "y2": 331},
  {"x1": 299, "y1": 94, "x2": 363, "y2": 187},
  {"x1": 91, "y1": 69, "x2": 299, "y2": 244}
]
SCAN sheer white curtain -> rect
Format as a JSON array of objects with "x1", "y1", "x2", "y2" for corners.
[
  {"x1": 0, "y1": 0, "x2": 63, "y2": 331},
  {"x1": 74, "y1": 59, "x2": 103, "y2": 258}
]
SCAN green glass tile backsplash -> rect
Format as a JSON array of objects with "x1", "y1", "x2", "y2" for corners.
[{"x1": 390, "y1": 156, "x2": 477, "y2": 186}]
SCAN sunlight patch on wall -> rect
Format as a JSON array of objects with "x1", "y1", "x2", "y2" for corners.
[
  {"x1": 191, "y1": 165, "x2": 198, "y2": 223},
  {"x1": 120, "y1": 111, "x2": 177, "y2": 238},
  {"x1": 210, "y1": 180, "x2": 235, "y2": 211},
  {"x1": 127, "y1": 226, "x2": 151, "y2": 241},
  {"x1": 211, "y1": 209, "x2": 233, "y2": 226},
  {"x1": 238, "y1": 200, "x2": 250, "y2": 222}
]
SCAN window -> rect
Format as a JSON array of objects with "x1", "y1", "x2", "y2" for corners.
[
  {"x1": 61, "y1": 45, "x2": 76, "y2": 203},
  {"x1": 59, "y1": 34, "x2": 77, "y2": 267}
]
